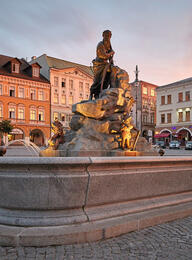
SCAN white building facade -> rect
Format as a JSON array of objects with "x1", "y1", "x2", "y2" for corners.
[
  {"x1": 30, "y1": 54, "x2": 93, "y2": 129},
  {"x1": 155, "y1": 77, "x2": 192, "y2": 146}
]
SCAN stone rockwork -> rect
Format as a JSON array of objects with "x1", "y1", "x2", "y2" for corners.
[
  {"x1": 62, "y1": 69, "x2": 157, "y2": 156},
  {"x1": 59, "y1": 87, "x2": 134, "y2": 156}
]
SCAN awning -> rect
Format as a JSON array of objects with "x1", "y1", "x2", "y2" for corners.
[
  {"x1": 10, "y1": 128, "x2": 23, "y2": 134},
  {"x1": 172, "y1": 133, "x2": 178, "y2": 136},
  {"x1": 154, "y1": 133, "x2": 170, "y2": 138}
]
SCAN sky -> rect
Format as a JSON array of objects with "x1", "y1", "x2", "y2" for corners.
[{"x1": 0, "y1": 0, "x2": 192, "y2": 86}]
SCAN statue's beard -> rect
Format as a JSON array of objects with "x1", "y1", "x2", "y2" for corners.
[{"x1": 103, "y1": 39, "x2": 111, "y2": 50}]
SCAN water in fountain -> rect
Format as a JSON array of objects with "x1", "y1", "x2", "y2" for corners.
[{"x1": 6, "y1": 139, "x2": 41, "y2": 157}]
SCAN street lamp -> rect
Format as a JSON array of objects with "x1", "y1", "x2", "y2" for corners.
[
  {"x1": 134, "y1": 65, "x2": 139, "y2": 129},
  {"x1": 134, "y1": 80, "x2": 139, "y2": 129}
]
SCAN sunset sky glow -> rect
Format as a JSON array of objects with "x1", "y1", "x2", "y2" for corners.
[{"x1": 1, "y1": 0, "x2": 192, "y2": 85}]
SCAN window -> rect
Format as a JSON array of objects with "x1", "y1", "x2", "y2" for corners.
[
  {"x1": 167, "y1": 113, "x2": 172, "y2": 123},
  {"x1": 143, "y1": 115, "x2": 147, "y2": 123},
  {"x1": 143, "y1": 98, "x2": 148, "y2": 109},
  {"x1": 38, "y1": 111, "x2": 44, "y2": 121},
  {"x1": 9, "y1": 108, "x2": 15, "y2": 119},
  {"x1": 53, "y1": 112, "x2": 59, "y2": 121},
  {"x1": 151, "y1": 114, "x2": 154, "y2": 124},
  {"x1": 178, "y1": 92, "x2": 183, "y2": 102},
  {"x1": 30, "y1": 89, "x2": 36, "y2": 100},
  {"x1": 69, "y1": 96, "x2": 73, "y2": 105},
  {"x1": 61, "y1": 113, "x2": 65, "y2": 121},
  {"x1": 186, "y1": 91, "x2": 190, "y2": 102},
  {"x1": 161, "y1": 114, "x2": 165, "y2": 124},
  {"x1": 0, "y1": 84, "x2": 2, "y2": 95},
  {"x1": 151, "y1": 89, "x2": 155, "y2": 96},
  {"x1": 79, "y1": 82, "x2": 83, "y2": 92},
  {"x1": 143, "y1": 87, "x2": 148, "y2": 95},
  {"x1": 61, "y1": 78, "x2": 66, "y2": 88},
  {"x1": 30, "y1": 109, "x2": 36, "y2": 120},
  {"x1": 167, "y1": 95, "x2": 171, "y2": 104},
  {"x1": 38, "y1": 90, "x2": 44, "y2": 101},
  {"x1": 61, "y1": 95, "x2": 66, "y2": 104},
  {"x1": 54, "y1": 77, "x2": 59, "y2": 87},
  {"x1": 85, "y1": 83, "x2": 89, "y2": 92},
  {"x1": 54, "y1": 93, "x2": 59, "y2": 103},
  {"x1": 9, "y1": 87, "x2": 15, "y2": 97},
  {"x1": 178, "y1": 111, "x2": 183, "y2": 122},
  {"x1": 161, "y1": 96, "x2": 165, "y2": 105},
  {"x1": 18, "y1": 108, "x2": 24, "y2": 120},
  {"x1": 66, "y1": 114, "x2": 72, "y2": 122},
  {"x1": 0, "y1": 106, "x2": 3, "y2": 118},
  {"x1": 18, "y1": 88, "x2": 24, "y2": 98},
  {"x1": 12, "y1": 63, "x2": 19, "y2": 73},
  {"x1": 69, "y1": 79, "x2": 73, "y2": 90},
  {"x1": 32, "y1": 67, "x2": 39, "y2": 77},
  {"x1": 186, "y1": 111, "x2": 190, "y2": 121}
]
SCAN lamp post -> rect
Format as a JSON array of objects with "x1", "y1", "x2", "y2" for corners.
[
  {"x1": 134, "y1": 65, "x2": 139, "y2": 129},
  {"x1": 134, "y1": 80, "x2": 139, "y2": 128}
]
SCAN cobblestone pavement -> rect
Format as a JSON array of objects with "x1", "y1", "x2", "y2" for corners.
[{"x1": 0, "y1": 216, "x2": 192, "y2": 260}]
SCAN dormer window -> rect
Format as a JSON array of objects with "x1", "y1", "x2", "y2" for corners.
[
  {"x1": 32, "y1": 67, "x2": 40, "y2": 77},
  {"x1": 12, "y1": 63, "x2": 19, "y2": 73}
]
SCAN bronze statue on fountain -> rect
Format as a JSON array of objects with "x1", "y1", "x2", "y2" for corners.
[
  {"x1": 90, "y1": 30, "x2": 115, "y2": 100},
  {"x1": 41, "y1": 30, "x2": 158, "y2": 157}
]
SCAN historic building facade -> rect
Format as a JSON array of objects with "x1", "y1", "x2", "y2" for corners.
[
  {"x1": 30, "y1": 54, "x2": 93, "y2": 129},
  {"x1": 0, "y1": 54, "x2": 51, "y2": 146},
  {"x1": 155, "y1": 77, "x2": 192, "y2": 146},
  {"x1": 130, "y1": 68, "x2": 157, "y2": 142}
]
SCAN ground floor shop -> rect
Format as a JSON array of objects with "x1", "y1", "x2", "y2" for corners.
[
  {"x1": 5, "y1": 125, "x2": 50, "y2": 147},
  {"x1": 154, "y1": 126, "x2": 192, "y2": 146}
]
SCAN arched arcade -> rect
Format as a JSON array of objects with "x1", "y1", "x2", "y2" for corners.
[{"x1": 30, "y1": 129, "x2": 45, "y2": 147}]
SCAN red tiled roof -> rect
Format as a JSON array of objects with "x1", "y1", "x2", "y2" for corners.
[{"x1": 0, "y1": 54, "x2": 50, "y2": 84}]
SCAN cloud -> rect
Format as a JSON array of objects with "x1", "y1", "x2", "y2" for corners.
[{"x1": 0, "y1": 0, "x2": 192, "y2": 85}]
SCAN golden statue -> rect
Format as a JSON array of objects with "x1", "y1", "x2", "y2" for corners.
[
  {"x1": 120, "y1": 117, "x2": 134, "y2": 150},
  {"x1": 90, "y1": 30, "x2": 115, "y2": 99},
  {"x1": 48, "y1": 118, "x2": 64, "y2": 150}
]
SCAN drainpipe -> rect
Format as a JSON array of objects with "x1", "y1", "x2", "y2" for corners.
[
  {"x1": 49, "y1": 69, "x2": 51, "y2": 139},
  {"x1": 140, "y1": 81, "x2": 143, "y2": 135}
]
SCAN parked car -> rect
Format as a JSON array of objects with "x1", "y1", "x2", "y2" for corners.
[
  {"x1": 185, "y1": 141, "x2": 192, "y2": 150},
  {"x1": 169, "y1": 140, "x2": 180, "y2": 149},
  {"x1": 155, "y1": 140, "x2": 166, "y2": 148}
]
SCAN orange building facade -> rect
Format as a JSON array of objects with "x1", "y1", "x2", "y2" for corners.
[{"x1": 0, "y1": 55, "x2": 51, "y2": 146}]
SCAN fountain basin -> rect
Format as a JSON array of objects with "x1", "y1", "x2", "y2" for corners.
[{"x1": 0, "y1": 157, "x2": 192, "y2": 246}]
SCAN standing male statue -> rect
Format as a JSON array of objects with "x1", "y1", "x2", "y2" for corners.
[{"x1": 90, "y1": 30, "x2": 115, "y2": 99}]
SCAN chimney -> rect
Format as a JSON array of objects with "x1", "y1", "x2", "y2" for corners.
[{"x1": 31, "y1": 56, "x2": 36, "y2": 61}]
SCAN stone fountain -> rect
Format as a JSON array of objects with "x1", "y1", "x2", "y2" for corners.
[{"x1": 1, "y1": 31, "x2": 191, "y2": 248}]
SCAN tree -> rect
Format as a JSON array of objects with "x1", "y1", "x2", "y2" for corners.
[{"x1": 0, "y1": 120, "x2": 13, "y2": 145}]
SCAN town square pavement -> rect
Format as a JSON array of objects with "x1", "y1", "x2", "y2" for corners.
[{"x1": 0, "y1": 216, "x2": 192, "y2": 260}]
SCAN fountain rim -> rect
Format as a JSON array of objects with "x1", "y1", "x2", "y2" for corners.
[{"x1": 0, "y1": 156, "x2": 191, "y2": 165}]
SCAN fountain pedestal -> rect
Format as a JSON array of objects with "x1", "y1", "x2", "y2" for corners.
[{"x1": 0, "y1": 157, "x2": 192, "y2": 246}]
